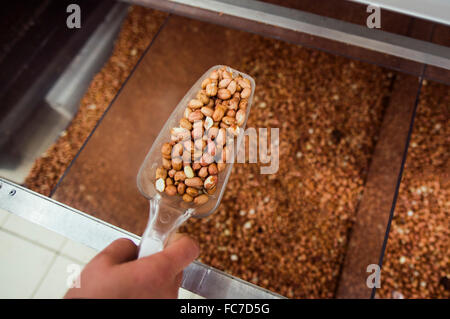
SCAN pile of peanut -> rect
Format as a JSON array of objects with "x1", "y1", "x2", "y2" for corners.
[{"x1": 155, "y1": 66, "x2": 252, "y2": 205}]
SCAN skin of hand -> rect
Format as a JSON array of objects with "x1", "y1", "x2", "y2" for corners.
[{"x1": 64, "y1": 233, "x2": 199, "y2": 299}]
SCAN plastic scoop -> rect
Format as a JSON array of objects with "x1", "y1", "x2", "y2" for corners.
[{"x1": 136, "y1": 65, "x2": 255, "y2": 258}]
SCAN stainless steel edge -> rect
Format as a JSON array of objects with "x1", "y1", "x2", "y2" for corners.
[
  {"x1": 46, "y1": 2, "x2": 130, "y2": 119},
  {"x1": 123, "y1": 0, "x2": 450, "y2": 70},
  {"x1": 349, "y1": 0, "x2": 450, "y2": 26},
  {"x1": 0, "y1": 178, "x2": 283, "y2": 299}
]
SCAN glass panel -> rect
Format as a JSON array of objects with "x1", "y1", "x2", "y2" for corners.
[{"x1": 53, "y1": 14, "x2": 419, "y2": 298}]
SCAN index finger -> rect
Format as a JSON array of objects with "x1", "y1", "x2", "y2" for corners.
[{"x1": 138, "y1": 234, "x2": 199, "y2": 276}]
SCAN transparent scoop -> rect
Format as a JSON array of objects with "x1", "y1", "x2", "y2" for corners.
[{"x1": 136, "y1": 65, "x2": 255, "y2": 257}]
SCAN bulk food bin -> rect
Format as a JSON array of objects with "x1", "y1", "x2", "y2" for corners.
[{"x1": 3, "y1": 0, "x2": 449, "y2": 299}]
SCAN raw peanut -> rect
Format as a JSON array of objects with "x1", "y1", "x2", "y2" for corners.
[
  {"x1": 239, "y1": 99, "x2": 248, "y2": 110},
  {"x1": 241, "y1": 87, "x2": 251, "y2": 99},
  {"x1": 222, "y1": 116, "x2": 235, "y2": 126},
  {"x1": 235, "y1": 81, "x2": 242, "y2": 92},
  {"x1": 207, "y1": 127, "x2": 219, "y2": 139},
  {"x1": 226, "y1": 109, "x2": 236, "y2": 117},
  {"x1": 172, "y1": 158, "x2": 183, "y2": 171},
  {"x1": 237, "y1": 77, "x2": 251, "y2": 89},
  {"x1": 162, "y1": 157, "x2": 172, "y2": 169},
  {"x1": 161, "y1": 143, "x2": 172, "y2": 159},
  {"x1": 186, "y1": 187, "x2": 199, "y2": 197},
  {"x1": 194, "y1": 138, "x2": 206, "y2": 150},
  {"x1": 192, "y1": 121, "x2": 204, "y2": 139},
  {"x1": 192, "y1": 162, "x2": 201, "y2": 171},
  {"x1": 217, "y1": 162, "x2": 226, "y2": 172},
  {"x1": 210, "y1": 70, "x2": 219, "y2": 80},
  {"x1": 218, "y1": 89, "x2": 231, "y2": 100},
  {"x1": 155, "y1": 178, "x2": 165, "y2": 192},
  {"x1": 201, "y1": 106, "x2": 214, "y2": 117},
  {"x1": 201, "y1": 78, "x2": 212, "y2": 89},
  {"x1": 198, "y1": 166, "x2": 208, "y2": 178},
  {"x1": 166, "y1": 177, "x2": 174, "y2": 185},
  {"x1": 171, "y1": 127, "x2": 190, "y2": 141},
  {"x1": 196, "y1": 91, "x2": 210, "y2": 105},
  {"x1": 171, "y1": 143, "x2": 184, "y2": 158},
  {"x1": 212, "y1": 107, "x2": 225, "y2": 122},
  {"x1": 206, "y1": 186, "x2": 217, "y2": 195},
  {"x1": 182, "y1": 194, "x2": 193, "y2": 202},
  {"x1": 177, "y1": 182, "x2": 186, "y2": 195},
  {"x1": 219, "y1": 78, "x2": 232, "y2": 88},
  {"x1": 206, "y1": 139, "x2": 216, "y2": 156},
  {"x1": 215, "y1": 128, "x2": 226, "y2": 145},
  {"x1": 205, "y1": 82, "x2": 218, "y2": 96},
  {"x1": 185, "y1": 177, "x2": 203, "y2": 188},
  {"x1": 217, "y1": 67, "x2": 224, "y2": 79},
  {"x1": 201, "y1": 153, "x2": 214, "y2": 166},
  {"x1": 220, "y1": 122, "x2": 229, "y2": 129},
  {"x1": 174, "y1": 170, "x2": 186, "y2": 182},
  {"x1": 208, "y1": 163, "x2": 218, "y2": 175},
  {"x1": 227, "y1": 98, "x2": 239, "y2": 110},
  {"x1": 204, "y1": 175, "x2": 218, "y2": 190},
  {"x1": 184, "y1": 165, "x2": 194, "y2": 178},
  {"x1": 222, "y1": 70, "x2": 232, "y2": 79},
  {"x1": 218, "y1": 103, "x2": 228, "y2": 112},
  {"x1": 155, "y1": 167, "x2": 167, "y2": 180},
  {"x1": 227, "y1": 80, "x2": 237, "y2": 95},
  {"x1": 188, "y1": 99, "x2": 203, "y2": 109},
  {"x1": 236, "y1": 109, "x2": 245, "y2": 126},
  {"x1": 184, "y1": 107, "x2": 192, "y2": 119},
  {"x1": 182, "y1": 151, "x2": 191, "y2": 165},
  {"x1": 204, "y1": 116, "x2": 213, "y2": 130},
  {"x1": 165, "y1": 184, "x2": 177, "y2": 196},
  {"x1": 188, "y1": 110, "x2": 204, "y2": 122},
  {"x1": 168, "y1": 169, "x2": 176, "y2": 178},
  {"x1": 180, "y1": 118, "x2": 192, "y2": 130},
  {"x1": 194, "y1": 194, "x2": 209, "y2": 205}
]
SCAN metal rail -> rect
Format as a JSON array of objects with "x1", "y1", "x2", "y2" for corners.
[
  {"x1": 123, "y1": 0, "x2": 450, "y2": 70},
  {"x1": 0, "y1": 178, "x2": 282, "y2": 299},
  {"x1": 350, "y1": 0, "x2": 450, "y2": 26}
]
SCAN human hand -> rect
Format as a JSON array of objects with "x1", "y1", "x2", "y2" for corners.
[{"x1": 64, "y1": 233, "x2": 199, "y2": 299}]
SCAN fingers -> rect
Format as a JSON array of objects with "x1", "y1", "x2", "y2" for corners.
[
  {"x1": 162, "y1": 234, "x2": 199, "y2": 274},
  {"x1": 138, "y1": 233, "x2": 199, "y2": 276},
  {"x1": 97, "y1": 238, "x2": 138, "y2": 265}
]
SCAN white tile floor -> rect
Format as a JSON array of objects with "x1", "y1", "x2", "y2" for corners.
[
  {"x1": 0, "y1": 208, "x2": 203, "y2": 299},
  {"x1": 0, "y1": 208, "x2": 96, "y2": 299}
]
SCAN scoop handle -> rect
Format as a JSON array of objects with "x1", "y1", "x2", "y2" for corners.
[{"x1": 138, "y1": 195, "x2": 194, "y2": 258}]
